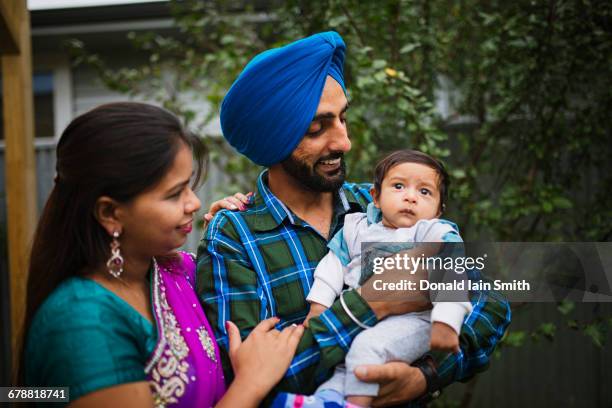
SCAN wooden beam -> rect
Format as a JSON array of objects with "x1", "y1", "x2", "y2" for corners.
[
  {"x1": 1, "y1": 0, "x2": 37, "y2": 379},
  {"x1": 0, "y1": 0, "x2": 19, "y2": 53}
]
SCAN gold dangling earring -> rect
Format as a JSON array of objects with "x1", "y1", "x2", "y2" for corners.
[{"x1": 106, "y1": 231, "x2": 124, "y2": 279}]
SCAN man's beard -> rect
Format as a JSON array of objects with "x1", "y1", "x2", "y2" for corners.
[{"x1": 281, "y1": 152, "x2": 346, "y2": 192}]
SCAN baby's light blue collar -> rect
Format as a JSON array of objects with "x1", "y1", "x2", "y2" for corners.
[{"x1": 366, "y1": 202, "x2": 383, "y2": 224}]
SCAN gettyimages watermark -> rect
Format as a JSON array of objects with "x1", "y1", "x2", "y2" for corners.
[{"x1": 359, "y1": 242, "x2": 612, "y2": 303}]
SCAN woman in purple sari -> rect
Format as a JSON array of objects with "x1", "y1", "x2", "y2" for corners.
[{"x1": 21, "y1": 102, "x2": 303, "y2": 407}]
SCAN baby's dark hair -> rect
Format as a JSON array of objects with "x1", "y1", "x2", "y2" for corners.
[{"x1": 373, "y1": 149, "x2": 449, "y2": 213}]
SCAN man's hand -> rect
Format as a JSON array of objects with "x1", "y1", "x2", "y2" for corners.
[
  {"x1": 354, "y1": 362, "x2": 427, "y2": 407},
  {"x1": 362, "y1": 258, "x2": 432, "y2": 320},
  {"x1": 361, "y1": 244, "x2": 437, "y2": 320},
  {"x1": 430, "y1": 321, "x2": 460, "y2": 352}
]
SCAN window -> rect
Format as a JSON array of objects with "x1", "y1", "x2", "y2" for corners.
[
  {"x1": 33, "y1": 71, "x2": 55, "y2": 138},
  {"x1": 0, "y1": 71, "x2": 56, "y2": 139}
]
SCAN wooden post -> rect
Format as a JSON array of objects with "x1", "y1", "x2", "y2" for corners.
[{"x1": 0, "y1": 0, "x2": 37, "y2": 381}]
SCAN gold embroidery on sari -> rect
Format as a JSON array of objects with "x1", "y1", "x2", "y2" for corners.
[
  {"x1": 149, "y1": 278, "x2": 191, "y2": 407},
  {"x1": 197, "y1": 327, "x2": 217, "y2": 363},
  {"x1": 146, "y1": 256, "x2": 219, "y2": 407}
]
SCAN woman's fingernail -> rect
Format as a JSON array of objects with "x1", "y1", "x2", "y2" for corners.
[{"x1": 229, "y1": 204, "x2": 238, "y2": 210}]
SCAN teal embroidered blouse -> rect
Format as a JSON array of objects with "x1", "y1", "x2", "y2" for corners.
[{"x1": 25, "y1": 277, "x2": 157, "y2": 403}]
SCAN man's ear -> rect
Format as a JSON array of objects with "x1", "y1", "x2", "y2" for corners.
[
  {"x1": 370, "y1": 187, "x2": 381, "y2": 208},
  {"x1": 94, "y1": 196, "x2": 123, "y2": 236}
]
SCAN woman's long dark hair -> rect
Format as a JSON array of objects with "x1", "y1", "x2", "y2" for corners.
[{"x1": 17, "y1": 102, "x2": 207, "y2": 383}]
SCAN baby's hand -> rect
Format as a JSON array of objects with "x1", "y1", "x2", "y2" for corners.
[
  {"x1": 304, "y1": 303, "x2": 328, "y2": 328},
  {"x1": 430, "y1": 321, "x2": 460, "y2": 353}
]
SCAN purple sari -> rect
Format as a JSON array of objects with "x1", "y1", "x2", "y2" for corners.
[{"x1": 145, "y1": 251, "x2": 226, "y2": 407}]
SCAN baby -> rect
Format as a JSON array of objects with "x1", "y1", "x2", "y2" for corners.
[{"x1": 304, "y1": 149, "x2": 472, "y2": 407}]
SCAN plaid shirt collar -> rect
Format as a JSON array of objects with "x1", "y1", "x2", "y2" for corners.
[{"x1": 251, "y1": 169, "x2": 363, "y2": 232}]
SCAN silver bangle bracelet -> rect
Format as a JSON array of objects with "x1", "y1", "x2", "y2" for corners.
[{"x1": 340, "y1": 290, "x2": 373, "y2": 330}]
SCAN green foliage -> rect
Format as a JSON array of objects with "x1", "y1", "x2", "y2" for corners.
[
  {"x1": 438, "y1": 1, "x2": 612, "y2": 242},
  {"x1": 68, "y1": 0, "x2": 611, "y2": 241},
  {"x1": 500, "y1": 301, "x2": 611, "y2": 354},
  {"x1": 534, "y1": 322, "x2": 557, "y2": 341},
  {"x1": 583, "y1": 322, "x2": 606, "y2": 347},
  {"x1": 557, "y1": 300, "x2": 575, "y2": 315},
  {"x1": 501, "y1": 330, "x2": 528, "y2": 347}
]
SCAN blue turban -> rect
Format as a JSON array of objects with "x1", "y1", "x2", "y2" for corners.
[{"x1": 220, "y1": 31, "x2": 346, "y2": 166}]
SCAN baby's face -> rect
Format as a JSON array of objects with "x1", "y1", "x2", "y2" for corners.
[{"x1": 372, "y1": 162, "x2": 441, "y2": 228}]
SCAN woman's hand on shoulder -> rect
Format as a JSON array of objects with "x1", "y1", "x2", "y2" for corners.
[
  {"x1": 226, "y1": 317, "x2": 303, "y2": 401},
  {"x1": 203, "y1": 192, "x2": 253, "y2": 223}
]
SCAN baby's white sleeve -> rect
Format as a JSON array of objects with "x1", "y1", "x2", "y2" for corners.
[
  {"x1": 422, "y1": 219, "x2": 472, "y2": 334},
  {"x1": 306, "y1": 251, "x2": 346, "y2": 308},
  {"x1": 431, "y1": 301, "x2": 473, "y2": 335}
]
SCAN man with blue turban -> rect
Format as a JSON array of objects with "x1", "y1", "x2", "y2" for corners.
[
  {"x1": 220, "y1": 31, "x2": 348, "y2": 169},
  {"x1": 198, "y1": 32, "x2": 510, "y2": 406}
]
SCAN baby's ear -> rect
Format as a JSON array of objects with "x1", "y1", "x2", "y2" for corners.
[
  {"x1": 370, "y1": 187, "x2": 381, "y2": 208},
  {"x1": 436, "y1": 203, "x2": 446, "y2": 218}
]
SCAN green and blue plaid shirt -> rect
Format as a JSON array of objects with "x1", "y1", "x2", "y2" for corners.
[{"x1": 197, "y1": 170, "x2": 511, "y2": 399}]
